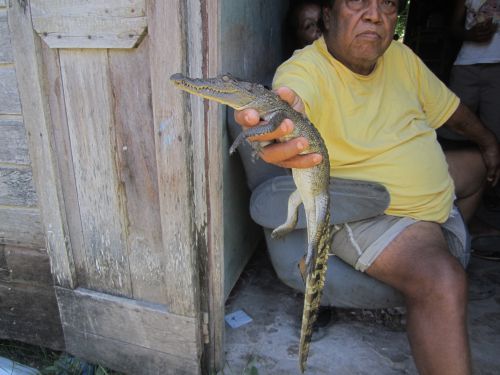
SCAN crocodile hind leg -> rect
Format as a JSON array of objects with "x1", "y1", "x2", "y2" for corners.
[
  {"x1": 305, "y1": 192, "x2": 330, "y2": 272},
  {"x1": 271, "y1": 189, "x2": 302, "y2": 239}
]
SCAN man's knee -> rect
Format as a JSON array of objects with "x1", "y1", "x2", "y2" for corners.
[
  {"x1": 405, "y1": 254, "x2": 468, "y2": 306},
  {"x1": 367, "y1": 221, "x2": 468, "y2": 307}
]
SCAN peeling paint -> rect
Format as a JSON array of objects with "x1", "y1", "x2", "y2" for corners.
[{"x1": 159, "y1": 117, "x2": 176, "y2": 147}]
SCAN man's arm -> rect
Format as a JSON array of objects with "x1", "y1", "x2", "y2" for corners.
[
  {"x1": 234, "y1": 87, "x2": 322, "y2": 169},
  {"x1": 445, "y1": 103, "x2": 500, "y2": 185}
]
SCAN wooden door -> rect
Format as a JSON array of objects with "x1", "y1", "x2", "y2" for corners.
[{"x1": 7, "y1": 1, "x2": 223, "y2": 373}]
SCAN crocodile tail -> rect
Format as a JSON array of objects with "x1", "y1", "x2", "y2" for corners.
[{"x1": 298, "y1": 211, "x2": 332, "y2": 373}]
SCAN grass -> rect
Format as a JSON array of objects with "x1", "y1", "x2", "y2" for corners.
[{"x1": 0, "y1": 340, "x2": 123, "y2": 375}]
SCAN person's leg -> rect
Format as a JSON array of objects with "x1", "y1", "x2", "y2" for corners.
[
  {"x1": 366, "y1": 221, "x2": 471, "y2": 375},
  {"x1": 478, "y1": 63, "x2": 500, "y2": 141},
  {"x1": 445, "y1": 148, "x2": 486, "y2": 223}
]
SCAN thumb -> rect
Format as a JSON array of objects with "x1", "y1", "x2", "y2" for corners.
[{"x1": 274, "y1": 87, "x2": 305, "y2": 114}]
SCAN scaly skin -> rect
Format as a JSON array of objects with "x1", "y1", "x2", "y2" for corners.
[{"x1": 170, "y1": 73, "x2": 331, "y2": 373}]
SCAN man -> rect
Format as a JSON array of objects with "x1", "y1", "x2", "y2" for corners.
[{"x1": 235, "y1": 0, "x2": 500, "y2": 374}]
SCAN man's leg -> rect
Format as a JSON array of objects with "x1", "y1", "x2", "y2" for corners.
[
  {"x1": 445, "y1": 148, "x2": 486, "y2": 223},
  {"x1": 366, "y1": 221, "x2": 471, "y2": 375}
]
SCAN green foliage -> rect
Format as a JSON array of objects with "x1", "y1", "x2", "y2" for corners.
[
  {"x1": 0, "y1": 340, "x2": 118, "y2": 375},
  {"x1": 41, "y1": 355, "x2": 114, "y2": 375},
  {"x1": 241, "y1": 357, "x2": 259, "y2": 375},
  {"x1": 395, "y1": 0, "x2": 411, "y2": 41},
  {"x1": 0, "y1": 340, "x2": 59, "y2": 370}
]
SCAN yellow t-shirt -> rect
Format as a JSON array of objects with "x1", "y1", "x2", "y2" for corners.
[{"x1": 273, "y1": 37, "x2": 460, "y2": 223}]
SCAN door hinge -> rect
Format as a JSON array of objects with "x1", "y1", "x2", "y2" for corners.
[{"x1": 202, "y1": 312, "x2": 210, "y2": 344}]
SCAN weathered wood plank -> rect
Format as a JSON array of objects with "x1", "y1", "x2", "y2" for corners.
[
  {"x1": 179, "y1": 0, "x2": 225, "y2": 370},
  {"x1": 39, "y1": 44, "x2": 89, "y2": 287},
  {"x1": 64, "y1": 328, "x2": 200, "y2": 375},
  {"x1": 0, "y1": 68, "x2": 21, "y2": 114},
  {"x1": 0, "y1": 280, "x2": 64, "y2": 350},
  {"x1": 0, "y1": 10, "x2": 13, "y2": 63},
  {"x1": 0, "y1": 245, "x2": 52, "y2": 285},
  {"x1": 0, "y1": 207, "x2": 44, "y2": 248},
  {"x1": 30, "y1": 0, "x2": 147, "y2": 49},
  {"x1": 108, "y1": 45, "x2": 166, "y2": 304},
  {"x1": 0, "y1": 167, "x2": 37, "y2": 207},
  {"x1": 8, "y1": 0, "x2": 76, "y2": 288},
  {"x1": 147, "y1": 0, "x2": 198, "y2": 317},
  {"x1": 56, "y1": 288, "x2": 200, "y2": 362},
  {"x1": 0, "y1": 120, "x2": 30, "y2": 164},
  {"x1": 205, "y1": 1, "x2": 226, "y2": 368},
  {"x1": 59, "y1": 50, "x2": 131, "y2": 296}
]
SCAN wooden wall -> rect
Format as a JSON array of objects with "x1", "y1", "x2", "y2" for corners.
[
  {"x1": 6, "y1": 0, "x2": 209, "y2": 373},
  {"x1": 2, "y1": 0, "x2": 290, "y2": 372},
  {"x1": 0, "y1": 1, "x2": 64, "y2": 350}
]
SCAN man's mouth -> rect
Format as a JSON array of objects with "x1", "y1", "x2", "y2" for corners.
[{"x1": 357, "y1": 31, "x2": 381, "y2": 40}]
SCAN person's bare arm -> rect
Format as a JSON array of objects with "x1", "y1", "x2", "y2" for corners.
[
  {"x1": 445, "y1": 103, "x2": 500, "y2": 185},
  {"x1": 234, "y1": 87, "x2": 322, "y2": 169}
]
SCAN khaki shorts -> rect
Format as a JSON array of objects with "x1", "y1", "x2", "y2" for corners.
[{"x1": 331, "y1": 206, "x2": 470, "y2": 272}]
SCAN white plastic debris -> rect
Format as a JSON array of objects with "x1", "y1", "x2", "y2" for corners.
[
  {"x1": 0, "y1": 357, "x2": 40, "y2": 375},
  {"x1": 225, "y1": 310, "x2": 253, "y2": 328}
]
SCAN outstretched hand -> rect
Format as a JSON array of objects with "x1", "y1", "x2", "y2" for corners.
[{"x1": 234, "y1": 87, "x2": 323, "y2": 169}]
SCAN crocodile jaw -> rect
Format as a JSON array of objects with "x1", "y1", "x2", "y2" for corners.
[{"x1": 170, "y1": 73, "x2": 259, "y2": 110}]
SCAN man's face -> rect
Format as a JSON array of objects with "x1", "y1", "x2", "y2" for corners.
[{"x1": 323, "y1": 0, "x2": 398, "y2": 74}]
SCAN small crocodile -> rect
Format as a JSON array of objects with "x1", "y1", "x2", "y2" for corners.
[{"x1": 170, "y1": 73, "x2": 332, "y2": 373}]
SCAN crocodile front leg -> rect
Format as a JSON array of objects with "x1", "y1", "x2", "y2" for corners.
[{"x1": 229, "y1": 112, "x2": 288, "y2": 154}]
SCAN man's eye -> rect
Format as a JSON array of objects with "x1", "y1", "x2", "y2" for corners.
[
  {"x1": 381, "y1": 0, "x2": 398, "y2": 13},
  {"x1": 346, "y1": 0, "x2": 365, "y2": 11},
  {"x1": 382, "y1": 0, "x2": 397, "y2": 8}
]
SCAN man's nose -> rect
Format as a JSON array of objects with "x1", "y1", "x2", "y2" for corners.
[{"x1": 362, "y1": 0, "x2": 383, "y2": 23}]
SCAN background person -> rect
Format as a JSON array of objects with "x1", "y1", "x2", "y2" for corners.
[
  {"x1": 441, "y1": 0, "x2": 500, "y2": 243},
  {"x1": 284, "y1": 0, "x2": 324, "y2": 58}
]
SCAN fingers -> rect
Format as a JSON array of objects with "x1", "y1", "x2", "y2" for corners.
[
  {"x1": 233, "y1": 86, "x2": 315, "y2": 169},
  {"x1": 259, "y1": 137, "x2": 323, "y2": 169},
  {"x1": 273, "y1": 154, "x2": 324, "y2": 169},
  {"x1": 234, "y1": 86, "x2": 304, "y2": 130},
  {"x1": 248, "y1": 118, "x2": 294, "y2": 142},
  {"x1": 486, "y1": 168, "x2": 500, "y2": 187},
  {"x1": 275, "y1": 87, "x2": 305, "y2": 113},
  {"x1": 234, "y1": 108, "x2": 260, "y2": 127},
  {"x1": 484, "y1": 153, "x2": 500, "y2": 187}
]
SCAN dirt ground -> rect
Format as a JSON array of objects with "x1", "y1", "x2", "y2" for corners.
[{"x1": 223, "y1": 240, "x2": 500, "y2": 375}]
